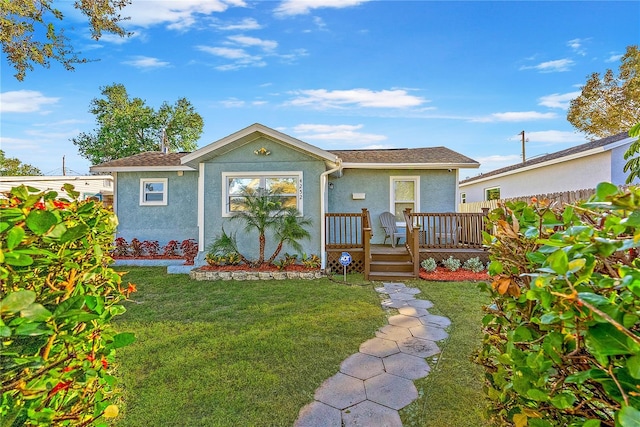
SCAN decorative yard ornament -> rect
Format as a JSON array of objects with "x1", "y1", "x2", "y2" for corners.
[{"x1": 339, "y1": 251, "x2": 352, "y2": 281}]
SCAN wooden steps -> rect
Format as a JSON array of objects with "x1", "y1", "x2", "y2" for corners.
[{"x1": 368, "y1": 249, "x2": 416, "y2": 281}]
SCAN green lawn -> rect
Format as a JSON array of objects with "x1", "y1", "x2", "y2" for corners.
[
  {"x1": 111, "y1": 267, "x2": 489, "y2": 426},
  {"x1": 401, "y1": 279, "x2": 491, "y2": 427}
]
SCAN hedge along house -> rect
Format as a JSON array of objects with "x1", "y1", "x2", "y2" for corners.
[{"x1": 90, "y1": 123, "x2": 480, "y2": 269}]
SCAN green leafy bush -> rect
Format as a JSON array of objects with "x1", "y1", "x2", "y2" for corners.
[
  {"x1": 420, "y1": 257, "x2": 437, "y2": 272},
  {"x1": 478, "y1": 183, "x2": 640, "y2": 426},
  {"x1": 462, "y1": 256, "x2": 485, "y2": 273},
  {"x1": 1, "y1": 185, "x2": 134, "y2": 426},
  {"x1": 442, "y1": 255, "x2": 461, "y2": 272}
]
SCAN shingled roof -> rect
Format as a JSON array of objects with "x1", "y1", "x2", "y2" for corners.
[
  {"x1": 91, "y1": 146, "x2": 479, "y2": 171},
  {"x1": 460, "y1": 132, "x2": 633, "y2": 184},
  {"x1": 90, "y1": 152, "x2": 193, "y2": 171},
  {"x1": 328, "y1": 147, "x2": 479, "y2": 166}
]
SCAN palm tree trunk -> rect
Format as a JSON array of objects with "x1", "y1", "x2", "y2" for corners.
[
  {"x1": 258, "y1": 233, "x2": 266, "y2": 265},
  {"x1": 267, "y1": 241, "x2": 284, "y2": 265}
]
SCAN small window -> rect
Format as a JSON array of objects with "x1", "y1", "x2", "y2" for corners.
[
  {"x1": 485, "y1": 187, "x2": 500, "y2": 201},
  {"x1": 460, "y1": 192, "x2": 466, "y2": 204},
  {"x1": 140, "y1": 178, "x2": 168, "y2": 206}
]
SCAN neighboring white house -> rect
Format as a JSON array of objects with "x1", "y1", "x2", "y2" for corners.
[
  {"x1": 0, "y1": 175, "x2": 114, "y2": 205},
  {"x1": 459, "y1": 132, "x2": 638, "y2": 203}
]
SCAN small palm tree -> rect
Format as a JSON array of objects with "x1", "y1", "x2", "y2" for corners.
[
  {"x1": 224, "y1": 186, "x2": 311, "y2": 266},
  {"x1": 266, "y1": 208, "x2": 312, "y2": 264}
]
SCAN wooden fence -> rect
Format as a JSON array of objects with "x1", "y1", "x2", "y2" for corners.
[{"x1": 458, "y1": 188, "x2": 603, "y2": 213}]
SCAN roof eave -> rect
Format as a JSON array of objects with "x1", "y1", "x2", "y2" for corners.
[
  {"x1": 460, "y1": 146, "x2": 610, "y2": 187},
  {"x1": 89, "y1": 165, "x2": 196, "y2": 173},
  {"x1": 341, "y1": 162, "x2": 480, "y2": 169}
]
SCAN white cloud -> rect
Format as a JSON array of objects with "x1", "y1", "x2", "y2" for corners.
[
  {"x1": 196, "y1": 45, "x2": 263, "y2": 68},
  {"x1": 122, "y1": 56, "x2": 171, "y2": 69},
  {"x1": 538, "y1": 91, "x2": 581, "y2": 109},
  {"x1": 288, "y1": 88, "x2": 427, "y2": 109},
  {"x1": 475, "y1": 154, "x2": 522, "y2": 171},
  {"x1": 217, "y1": 18, "x2": 262, "y2": 31},
  {"x1": 606, "y1": 52, "x2": 623, "y2": 63},
  {"x1": 119, "y1": 0, "x2": 247, "y2": 29},
  {"x1": 290, "y1": 123, "x2": 387, "y2": 144},
  {"x1": 472, "y1": 111, "x2": 557, "y2": 123},
  {"x1": 567, "y1": 38, "x2": 588, "y2": 56},
  {"x1": 274, "y1": 0, "x2": 370, "y2": 16},
  {"x1": 0, "y1": 90, "x2": 59, "y2": 113},
  {"x1": 227, "y1": 35, "x2": 278, "y2": 51},
  {"x1": 520, "y1": 58, "x2": 575, "y2": 73},
  {"x1": 518, "y1": 130, "x2": 587, "y2": 144}
]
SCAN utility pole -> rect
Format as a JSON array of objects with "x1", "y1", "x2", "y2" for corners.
[
  {"x1": 62, "y1": 155, "x2": 66, "y2": 176},
  {"x1": 519, "y1": 130, "x2": 526, "y2": 163}
]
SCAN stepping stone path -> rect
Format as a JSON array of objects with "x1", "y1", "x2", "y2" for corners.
[{"x1": 294, "y1": 282, "x2": 451, "y2": 427}]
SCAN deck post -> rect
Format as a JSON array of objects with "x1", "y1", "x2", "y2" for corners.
[
  {"x1": 363, "y1": 227, "x2": 371, "y2": 280},
  {"x1": 411, "y1": 223, "x2": 420, "y2": 277}
]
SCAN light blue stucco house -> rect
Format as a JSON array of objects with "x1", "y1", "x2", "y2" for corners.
[{"x1": 91, "y1": 123, "x2": 479, "y2": 268}]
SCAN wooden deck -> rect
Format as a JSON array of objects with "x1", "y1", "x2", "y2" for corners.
[{"x1": 325, "y1": 210, "x2": 488, "y2": 279}]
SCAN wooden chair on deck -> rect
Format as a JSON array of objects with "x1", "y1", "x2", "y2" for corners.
[{"x1": 379, "y1": 211, "x2": 404, "y2": 247}]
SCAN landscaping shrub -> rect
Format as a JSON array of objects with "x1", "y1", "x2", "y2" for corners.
[
  {"x1": 463, "y1": 256, "x2": 485, "y2": 273},
  {"x1": 421, "y1": 257, "x2": 437, "y2": 272},
  {"x1": 478, "y1": 183, "x2": 640, "y2": 426},
  {"x1": 442, "y1": 255, "x2": 461, "y2": 272},
  {"x1": 0, "y1": 185, "x2": 135, "y2": 426},
  {"x1": 180, "y1": 239, "x2": 198, "y2": 265}
]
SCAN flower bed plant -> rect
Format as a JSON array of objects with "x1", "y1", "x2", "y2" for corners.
[{"x1": 111, "y1": 238, "x2": 198, "y2": 264}]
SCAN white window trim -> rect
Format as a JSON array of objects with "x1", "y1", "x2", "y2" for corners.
[
  {"x1": 139, "y1": 178, "x2": 168, "y2": 206},
  {"x1": 221, "y1": 171, "x2": 303, "y2": 217},
  {"x1": 389, "y1": 176, "x2": 420, "y2": 226}
]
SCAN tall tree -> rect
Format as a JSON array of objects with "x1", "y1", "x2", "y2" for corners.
[
  {"x1": 72, "y1": 84, "x2": 204, "y2": 165},
  {"x1": 567, "y1": 45, "x2": 640, "y2": 140},
  {"x1": 1, "y1": 0, "x2": 131, "y2": 81},
  {"x1": 0, "y1": 150, "x2": 42, "y2": 176}
]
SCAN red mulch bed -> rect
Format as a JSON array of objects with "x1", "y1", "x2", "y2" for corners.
[
  {"x1": 419, "y1": 267, "x2": 489, "y2": 282},
  {"x1": 112, "y1": 255, "x2": 185, "y2": 260}
]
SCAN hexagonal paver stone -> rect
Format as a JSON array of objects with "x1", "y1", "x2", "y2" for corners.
[
  {"x1": 399, "y1": 287, "x2": 421, "y2": 295},
  {"x1": 398, "y1": 306, "x2": 430, "y2": 317},
  {"x1": 381, "y1": 299, "x2": 409, "y2": 309},
  {"x1": 383, "y1": 283, "x2": 406, "y2": 293},
  {"x1": 375, "y1": 286, "x2": 389, "y2": 294},
  {"x1": 315, "y1": 373, "x2": 366, "y2": 409},
  {"x1": 359, "y1": 337, "x2": 400, "y2": 357},
  {"x1": 409, "y1": 325, "x2": 449, "y2": 341},
  {"x1": 419, "y1": 314, "x2": 451, "y2": 328},
  {"x1": 295, "y1": 401, "x2": 342, "y2": 427},
  {"x1": 364, "y1": 372, "x2": 418, "y2": 410},
  {"x1": 375, "y1": 324, "x2": 412, "y2": 341},
  {"x1": 342, "y1": 400, "x2": 402, "y2": 427},
  {"x1": 340, "y1": 353, "x2": 385, "y2": 380},
  {"x1": 406, "y1": 299, "x2": 434, "y2": 309},
  {"x1": 388, "y1": 314, "x2": 422, "y2": 328},
  {"x1": 389, "y1": 292, "x2": 416, "y2": 301},
  {"x1": 397, "y1": 336, "x2": 441, "y2": 358},
  {"x1": 383, "y1": 352, "x2": 432, "y2": 380}
]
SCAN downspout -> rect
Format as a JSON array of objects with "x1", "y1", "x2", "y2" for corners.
[{"x1": 320, "y1": 158, "x2": 343, "y2": 270}]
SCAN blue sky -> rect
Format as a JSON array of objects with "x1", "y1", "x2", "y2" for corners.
[{"x1": 1, "y1": 0, "x2": 638, "y2": 178}]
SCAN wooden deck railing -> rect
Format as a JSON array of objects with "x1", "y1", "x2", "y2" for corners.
[
  {"x1": 325, "y1": 208, "x2": 370, "y2": 248},
  {"x1": 405, "y1": 210, "x2": 488, "y2": 249},
  {"x1": 325, "y1": 209, "x2": 488, "y2": 275}
]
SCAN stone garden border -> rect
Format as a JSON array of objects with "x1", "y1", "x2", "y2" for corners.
[{"x1": 190, "y1": 269, "x2": 325, "y2": 281}]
